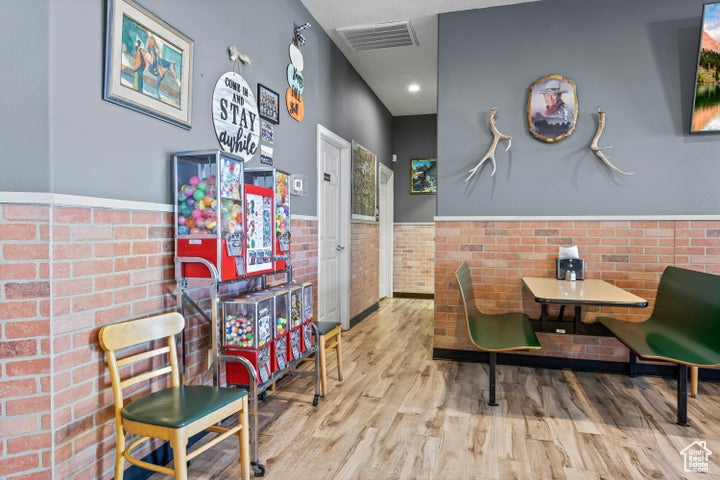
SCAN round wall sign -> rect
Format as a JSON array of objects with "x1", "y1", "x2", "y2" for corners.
[
  {"x1": 286, "y1": 64, "x2": 304, "y2": 95},
  {"x1": 212, "y1": 71, "x2": 260, "y2": 161},
  {"x1": 289, "y1": 43, "x2": 304, "y2": 71},
  {"x1": 286, "y1": 88, "x2": 304, "y2": 122}
]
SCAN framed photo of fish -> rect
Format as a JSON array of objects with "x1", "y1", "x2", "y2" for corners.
[
  {"x1": 690, "y1": 2, "x2": 720, "y2": 133},
  {"x1": 527, "y1": 74, "x2": 577, "y2": 143},
  {"x1": 103, "y1": 0, "x2": 193, "y2": 129}
]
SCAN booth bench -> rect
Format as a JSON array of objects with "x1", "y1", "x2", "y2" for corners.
[
  {"x1": 455, "y1": 263, "x2": 541, "y2": 406},
  {"x1": 598, "y1": 266, "x2": 720, "y2": 426}
]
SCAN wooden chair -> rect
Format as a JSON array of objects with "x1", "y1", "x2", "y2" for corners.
[
  {"x1": 316, "y1": 322, "x2": 344, "y2": 396},
  {"x1": 455, "y1": 263, "x2": 541, "y2": 405},
  {"x1": 98, "y1": 312, "x2": 250, "y2": 480},
  {"x1": 301, "y1": 321, "x2": 344, "y2": 396}
]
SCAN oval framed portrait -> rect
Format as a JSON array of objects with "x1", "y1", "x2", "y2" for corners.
[{"x1": 527, "y1": 74, "x2": 578, "y2": 143}]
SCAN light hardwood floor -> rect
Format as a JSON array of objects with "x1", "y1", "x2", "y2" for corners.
[{"x1": 149, "y1": 298, "x2": 720, "y2": 479}]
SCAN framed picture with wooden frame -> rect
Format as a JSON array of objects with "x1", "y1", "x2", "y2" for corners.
[
  {"x1": 527, "y1": 74, "x2": 577, "y2": 143},
  {"x1": 410, "y1": 158, "x2": 437, "y2": 194},
  {"x1": 104, "y1": 0, "x2": 193, "y2": 129},
  {"x1": 257, "y1": 83, "x2": 280, "y2": 125}
]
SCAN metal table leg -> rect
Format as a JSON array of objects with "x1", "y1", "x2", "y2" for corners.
[{"x1": 218, "y1": 355, "x2": 265, "y2": 476}]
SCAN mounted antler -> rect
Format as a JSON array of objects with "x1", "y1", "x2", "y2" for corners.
[
  {"x1": 466, "y1": 107, "x2": 512, "y2": 181},
  {"x1": 228, "y1": 46, "x2": 252, "y2": 65},
  {"x1": 590, "y1": 110, "x2": 634, "y2": 176}
]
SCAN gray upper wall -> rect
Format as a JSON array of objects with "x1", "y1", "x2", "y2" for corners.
[
  {"x1": 1, "y1": 0, "x2": 392, "y2": 216},
  {"x1": 393, "y1": 114, "x2": 437, "y2": 223},
  {"x1": 0, "y1": 0, "x2": 50, "y2": 192},
  {"x1": 438, "y1": 0, "x2": 720, "y2": 216}
]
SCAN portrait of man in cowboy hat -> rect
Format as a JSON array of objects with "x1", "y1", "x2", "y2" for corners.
[{"x1": 527, "y1": 74, "x2": 578, "y2": 142}]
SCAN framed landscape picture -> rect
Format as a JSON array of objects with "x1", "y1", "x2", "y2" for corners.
[
  {"x1": 103, "y1": 0, "x2": 193, "y2": 129},
  {"x1": 410, "y1": 158, "x2": 437, "y2": 194},
  {"x1": 690, "y1": 2, "x2": 720, "y2": 132}
]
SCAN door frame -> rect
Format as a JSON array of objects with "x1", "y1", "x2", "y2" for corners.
[
  {"x1": 378, "y1": 163, "x2": 394, "y2": 299},
  {"x1": 316, "y1": 124, "x2": 351, "y2": 330}
]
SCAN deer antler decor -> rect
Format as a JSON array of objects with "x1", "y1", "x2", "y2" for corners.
[
  {"x1": 466, "y1": 107, "x2": 512, "y2": 181},
  {"x1": 590, "y1": 110, "x2": 635, "y2": 176}
]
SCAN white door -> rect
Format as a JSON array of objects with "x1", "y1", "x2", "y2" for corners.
[
  {"x1": 317, "y1": 125, "x2": 351, "y2": 329},
  {"x1": 378, "y1": 164, "x2": 394, "y2": 299}
]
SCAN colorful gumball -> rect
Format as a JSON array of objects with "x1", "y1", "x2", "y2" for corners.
[
  {"x1": 178, "y1": 225, "x2": 189, "y2": 235},
  {"x1": 207, "y1": 175, "x2": 216, "y2": 185},
  {"x1": 197, "y1": 180, "x2": 207, "y2": 191},
  {"x1": 185, "y1": 217, "x2": 196, "y2": 228},
  {"x1": 178, "y1": 216, "x2": 186, "y2": 225},
  {"x1": 181, "y1": 206, "x2": 192, "y2": 218},
  {"x1": 193, "y1": 188, "x2": 204, "y2": 201},
  {"x1": 189, "y1": 176, "x2": 200, "y2": 186},
  {"x1": 192, "y1": 209, "x2": 203, "y2": 220},
  {"x1": 184, "y1": 185, "x2": 194, "y2": 197}
]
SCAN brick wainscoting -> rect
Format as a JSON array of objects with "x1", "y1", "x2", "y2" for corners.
[
  {"x1": 0, "y1": 198, "x2": 319, "y2": 480},
  {"x1": 393, "y1": 223, "x2": 434, "y2": 295},
  {"x1": 434, "y1": 219, "x2": 720, "y2": 362},
  {"x1": 351, "y1": 222, "x2": 379, "y2": 318}
]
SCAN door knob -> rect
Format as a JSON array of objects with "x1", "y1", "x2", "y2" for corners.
[{"x1": 336, "y1": 245, "x2": 345, "y2": 251}]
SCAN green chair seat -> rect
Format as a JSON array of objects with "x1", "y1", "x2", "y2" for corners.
[
  {"x1": 315, "y1": 321, "x2": 341, "y2": 336},
  {"x1": 122, "y1": 385, "x2": 248, "y2": 428},
  {"x1": 599, "y1": 316, "x2": 720, "y2": 367},
  {"x1": 468, "y1": 312, "x2": 541, "y2": 352}
]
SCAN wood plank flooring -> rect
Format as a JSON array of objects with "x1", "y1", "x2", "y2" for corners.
[{"x1": 148, "y1": 298, "x2": 720, "y2": 479}]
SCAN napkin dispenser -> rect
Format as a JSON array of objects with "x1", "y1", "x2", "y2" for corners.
[{"x1": 557, "y1": 258, "x2": 584, "y2": 280}]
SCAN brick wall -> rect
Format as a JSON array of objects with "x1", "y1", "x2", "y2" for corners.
[
  {"x1": 434, "y1": 219, "x2": 720, "y2": 361},
  {"x1": 350, "y1": 223, "x2": 379, "y2": 318},
  {"x1": 0, "y1": 200, "x2": 319, "y2": 480},
  {"x1": 0, "y1": 204, "x2": 52, "y2": 480},
  {"x1": 393, "y1": 223, "x2": 434, "y2": 295}
]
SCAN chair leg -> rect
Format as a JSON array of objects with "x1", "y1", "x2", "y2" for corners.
[
  {"x1": 677, "y1": 364, "x2": 689, "y2": 427},
  {"x1": 488, "y1": 352, "x2": 498, "y2": 406},
  {"x1": 690, "y1": 366, "x2": 698, "y2": 397},
  {"x1": 238, "y1": 397, "x2": 250, "y2": 480},
  {"x1": 114, "y1": 424, "x2": 125, "y2": 480},
  {"x1": 171, "y1": 431, "x2": 188, "y2": 479},
  {"x1": 628, "y1": 351, "x2": 637, "y2": 377},
  {"x1": 319, "y1": 335, "x2": 328, "y2": 396},
  {"x1": 336, "y1": 329, "x2": 344, "y2": 382}
]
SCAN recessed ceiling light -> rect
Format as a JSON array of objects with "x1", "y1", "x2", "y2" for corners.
[{"x1": 408, "y1": 83, "x2": 420, "y2": 93}]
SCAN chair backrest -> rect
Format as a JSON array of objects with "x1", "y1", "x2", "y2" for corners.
[
  {"x1": 652, "y1": 266, "x2": 720, "y2": 347},
  {"x1": 455, "y1": 262, "x2": 481, "y2": 319},
  {"x1": 98, "y1": 312, "x2": 185, "y2": 410}
]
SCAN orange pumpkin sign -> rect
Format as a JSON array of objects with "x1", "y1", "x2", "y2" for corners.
[{"x1": 286, "y1": 88, "x2": 304, "y2": 122}]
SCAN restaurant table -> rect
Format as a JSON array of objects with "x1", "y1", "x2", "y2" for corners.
[{"x1": 522, "y1": 277, "x2": 648, "y2": 335}]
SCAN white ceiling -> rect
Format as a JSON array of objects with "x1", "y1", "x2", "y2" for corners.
[{"x1": 300, "y1": 0, "x2": 537, "y2": 117}]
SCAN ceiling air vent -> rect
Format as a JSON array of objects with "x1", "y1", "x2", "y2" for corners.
[{"x1": 336, "y1": 20, "x2": 418, "y2": 52}]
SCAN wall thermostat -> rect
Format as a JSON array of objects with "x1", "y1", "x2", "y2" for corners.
[{"x1": 289, "y1": 174, "x2": 308, "y2": 196}]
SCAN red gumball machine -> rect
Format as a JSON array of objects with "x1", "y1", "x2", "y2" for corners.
[
  {"x1": 245, "y1": 167, "x2": 291, "y2": 272},
  {"x1": 174, "y1": 150, "x2": 245, "y2": 281},
  {"x1": 267, "y1": 285, "x2": 292, "y2": 365},
  {"x1": 223, "y1": 291, "x2": 275, "y2": 385}
]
